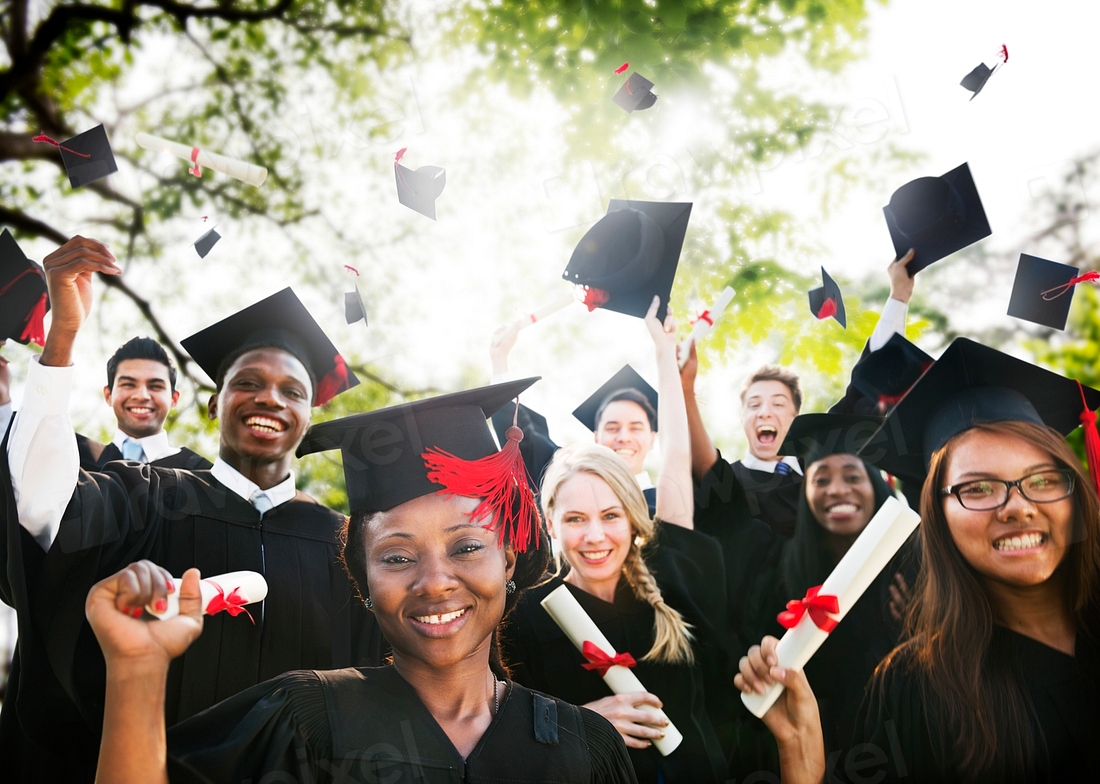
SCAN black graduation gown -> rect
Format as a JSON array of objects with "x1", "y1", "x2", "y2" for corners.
[
  {"x1": 491, "y1": 402, "x2": 658, "y2": 517},
  {"x1": 76, "y1": 432, "x2": 214, "y2": 471},
  {"x1": 166, "y1": 666, "x2": 638, "y2": 784},
  {"x1": 854, "y1": 627, "x2": 1100, "y2": 783},
  {"x1": 501, "y1": 524, "x2": 733, "y2": 784},
  {"x1": 0, "y1": 458, "x2": 384, "y2": 783},
  {"x1": 694, "y1": 449, "x2": 800, "y2": 540}
]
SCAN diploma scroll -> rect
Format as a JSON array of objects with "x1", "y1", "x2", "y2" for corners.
[
  {"x1": 518, "y1": 292, "x2": 575, "y2": 329},
  {"x1": 678, "y1": 287, "x2": 735, "y2": 369},
  {"x1": 741, "y1": 496, "x2": 920, "y2": 718},
  {"x1": 146, "y1": 570, "x2": 268, "y2": 621},
  {"x1": 135, "y1": 133, "x2": 268, "y2": 187},
  {"x1": 542, "y1": 585, "x2": 684, "y2": 755}
]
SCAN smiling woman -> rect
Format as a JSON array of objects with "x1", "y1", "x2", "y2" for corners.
[{"x1": 84, "y1": 379, "x2": 638, "y2": 784}]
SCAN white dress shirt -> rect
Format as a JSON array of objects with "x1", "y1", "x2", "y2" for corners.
[
  {"x1": 0, "y1": 401, "x2": 11, "y2": 438},
  {"x1": 111, "y1": 429, "x2": 181, "y2": 463},
  {"x1": 211, "y1": 458, "x2": 297, "y2": 510},
  {"x1": 740, "y1": 453, "x2": 804, "y2": 476},
  {"x1": 635, "y1": 470, "x2": 654, "y2": 491},
  {"x1": 868, "y1": 298, "x2": 909, "y2": 352}
]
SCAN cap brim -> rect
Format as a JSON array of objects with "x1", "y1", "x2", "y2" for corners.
[
  {"x1": 779, "y1": 413, "x2": 886, "y2": 466},
  {"x1": 883, "y1": 162, "x2": 991, "y2": 275},
  {"x1": 61, "y1": 125, "x2": 118, "y2": 189},
  {"x1": 571, "y1": 364, "x2": 658, "y2": 432},
  {"x1": 194, "y1": 228, "x2": 221, "y2": 258},
  {"x1": 612, "y1": 72, "x2": 657, "y2": 113},
  {"x1": 396, "y1": 164, "x2": 446, "y2": 220},
  {"x1": 851, "y1": 333, "x2": 933, "y2": 402}
]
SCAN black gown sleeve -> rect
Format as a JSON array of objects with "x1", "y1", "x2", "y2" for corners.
[
  {"x1": 579, "y1": 706, "x2": 640, "y2": 784},
  {"x1": 168, "y1": 671, "x2": 332, "y2": 784},
  {"x1": 491, "y1": 401, "x2": 559, "y2": 489}
]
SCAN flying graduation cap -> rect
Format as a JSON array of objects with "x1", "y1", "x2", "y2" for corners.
[
  {"x1": 344, "y1": 265, "x2": 367, "y2": 326},
  {"x1": 1007, "y1": 253, "x2": 1094, "y2": 331},
  {"x1": 394, "y1": 148, "x2": 446, "y2": 220},
  {"x1": 562, "y1": 199, "x2": 691, "y2": 321},
  {"x1": 571, "y1": 364, "x2": 659, "y2": 432},
  {"x1": 33, "y1": 125, "x2": 118, "y2": 189},
  {"x1": 808, "y1": 266, "x2": 846, "y2": 327},
  {"x1": 883, "y1": 162, "x2": 991, "y2": 276},
  {"x1": 613, "y1": 70, "x2": 658, "y2": 113},
  {"x1": 181, "y1": 287, "x2": 359, "y2": 406},
  {"x1": 960, "y1": 44, "x2": 1008, "y2": 100},
  {"x1": 193, "y1": 227, "x2": 221, "y2": 258},
  {"x1": 0, "y1": 229, "x2": 49, "y2": 345}
]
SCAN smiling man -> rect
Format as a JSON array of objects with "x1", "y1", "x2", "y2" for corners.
[
  {"x1": 75, "y1": 337, "x2": 212, "y2": 470},
  {"x1": 0, "y1": 236, "x2": 383, "y2": 783}
]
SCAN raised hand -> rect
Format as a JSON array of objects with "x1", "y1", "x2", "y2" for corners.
[
  {"x1": 583, "y1": 691, "x2": 668, "y2": 749},
  {"x1": 888, "y1": 248, "x2": 916, "y2": 302},
  {"x1": 643, "y1": 295, "x2": 677, "y2": 362},
  {"x1": 489, "y1": 319, "x2": 524, "y2": 377},
  {"x1": 39, "y1": 236, "x2": 119, "y2": 366}
]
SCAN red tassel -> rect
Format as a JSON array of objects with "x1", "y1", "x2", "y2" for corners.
[
  {"x1": 33, "y1": 133, "x2": 92, "y2": 159},
  {"x1": 1041, "y1": 270, "x2": 1100, "y2": 301},
  {"x1": 314, "y1": 354, "x2": 348, "y2": 406},
  {"x1": 580, "y1": 286, "x2": 610, "y2": 312},
  {"x1": 614, "y1": 62, "x2": 629, "y2": 74},
  {"x1": 422, "y1": 406, "x2": 539, "y2": 553},
  {"x1": 19, "y1": 292, "x2": 47, "y2": 346},
  {"x1": 1077, "y1": 381, "x2": 1100, "y2": 497},
  {"x1": 189, "y1": 147, "x2": 203, "y2": 177},
  {"x1": 394, "y1": 147, "x2": 407, "y2": 164},
  {"x1": 817, "y1": 297, "x2": 837, "y2": 321}
]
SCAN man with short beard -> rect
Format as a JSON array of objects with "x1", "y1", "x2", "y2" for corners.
[
  {"x1": 75, "y1": 336, "x2": 212, "y2": 470},
  {"x1": 0, "y1": 236, "x2": 383, "y2": 783}
]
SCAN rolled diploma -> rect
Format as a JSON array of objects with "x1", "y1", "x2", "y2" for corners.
[
  {"x1": 135, "y1": 132, "x2": 268, "y2": 187},
  {"x1": 518, "y1": 292, "x2": 575, "y2": 329},
  {"x1": 146, "y1": 571, "x2": 268, "y2": 621},
  {"x1": 741, "y1": 496, "x2": 920, "y2": 718},
  {"x1": 678, "y1": 286, "x2": 735, "y2": 369},
  {"x1": 541, "y1": 584, "x2": 684, "y2": 755}
]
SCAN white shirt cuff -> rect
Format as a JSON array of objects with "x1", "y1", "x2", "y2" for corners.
[{"x1": 868, "y1": 298, "x2": 909, "y2": 353}]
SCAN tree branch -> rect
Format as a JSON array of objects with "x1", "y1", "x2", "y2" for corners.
[{"x1": 346, "y1": 363, "x2": 441, "y2": 399}]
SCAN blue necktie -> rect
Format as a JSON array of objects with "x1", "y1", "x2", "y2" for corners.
[
  {"x1": 250, "y1": 490, "x2": 274, "y2": 515},
  {"x1": 121, "y1": 438, "x2": 146, "y2": 463},
  {"x1": 775, "y1": 461, "x2": 792, "y2": 476}
]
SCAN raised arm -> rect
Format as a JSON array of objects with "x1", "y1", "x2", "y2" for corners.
[
  {"x1": 678, "y1": 342, "x2": 719, "y2": 481},
  {"x1": 88, "y1": 562, "x2": 203, "y2": 784},
  {"x1": 868, "y1": 248, "x2": 914, "y2": 352},
  {"x1": 7, "y1": 237, "x2": 119, "y2": 550},
  {"x1": 645, "y1": 298, "x2": 693, "y2": 529}
]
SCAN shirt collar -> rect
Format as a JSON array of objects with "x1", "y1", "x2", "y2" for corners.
[
  {"x1": 211, "y1": 458, "x2": 297, "y2": 507},
  {"x1": 112, "y1": 429, "x2": 179, "y2": 462},
  {"x1": 741, "y1": 453, "x2": 804, "y2": 476},
  {"x1": 634, "y1": 471, "x2": 654, "y2": 491}
]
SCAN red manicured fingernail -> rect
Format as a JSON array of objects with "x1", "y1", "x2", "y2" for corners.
[
  {"x1": 131, "y1": 608, "x2": 143, "y2": 618},
  {"x1": 120, "y1": 605, "x2": 131, "y2": 614},
  {"x1": 166, "y1": 579, "x2": 175, "y2": 592},
  {"x1": 154, "y1": 599, "x2": 167, "y2": 612}
]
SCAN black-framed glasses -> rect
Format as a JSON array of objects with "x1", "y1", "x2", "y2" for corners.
[{"x1": 941, "y1": 469, "x2": 1076, "y2": 511}]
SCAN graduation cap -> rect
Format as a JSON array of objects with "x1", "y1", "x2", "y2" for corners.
[
  {"x1": 613, "y1": 72, "x2": 658, "y2": 113},
  {"x1": 34, "y1": 125, "x2": 118, "y2": 189},
  {"x1": 779, "y1": 413, "x2": 886, "y2": 468},
  {"x1": 1007, "y1": 254, "x2": 1093, "y2": 331},
  {"x1": 193, "y1": 228, "x2": 221, "y2": 258},
  {"x1": 562, "y1": 199, "x2": 691, "y2": 321},
  {"x1": 0, "y1": 229, "x2": 49, "y2": 345},
  {"x1": 808, "y1": 267, "x2": 846, "y2": 327},
  {"x1": 960, "y1": 44, "x2": 1008, "y2": 100},
  {"x1": 394, "y1": 148, "x2": 446, "y2": 220},
  {"x1": 295, "y1": 378, "x2": 542, "y2": 551},
  {"x1": 571, "y1": 365, "x2": 659, "y2": 432},
  {"x1": 871, "y1": 337, "x2": 1100, "y2": 486},
  {"x1": 343, "y1": 264, "x2": 367, "y2": 326},
  {"x1": 851, "y1": 333, "x2": 934, "y2": 410},
  {"x1": 181, "y1": 287, "x2": 359, "y2": 406},
  {"x1": 883, "y1": 162, "x2": 991, "y2": 276}
]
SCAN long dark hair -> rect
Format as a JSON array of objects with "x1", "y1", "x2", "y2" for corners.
[
  {"x1": 781, "y1": 456, "x2": 894, "y2": 600},
  {"x1": 340, "y1": 497, "x2": 551, "y2": 680},
  {"x1": 876, "y1": 420, "x2": 1100, "y2": 781}
]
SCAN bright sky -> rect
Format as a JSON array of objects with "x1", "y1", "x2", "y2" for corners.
[{"x1": 9, "y1": 0, "x2": 1100, "y2": 466}]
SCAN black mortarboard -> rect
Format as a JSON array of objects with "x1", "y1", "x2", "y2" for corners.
[
  {"x1": 883, "y1": 162, "x2": 991, "y2": 275},
  {"x1": 193, "y1": 228, "x2": 221, "y2": 259},
  {"x1": 808, "y1": 266, "x2": 846, "y2": 327},
  {"x1": 1006, "y1": 254, "x2": 1084, "y2": 331},
  {"x1": 296, "y1": 378, "x2": 538, "y2": 515},
  {"x1": 181, "y1": 287, "x2": 359, "y2": 406},
  {"x1": 571, "y1": 364, "x2": 659, "y2": 432},
  {"x1": 562, "y1": 199, "x2": 691, "y2": 321},
  {"x1": 612, "y1": 72, "x2": 658, "y2": 113},
  {"x1": 851, "y1": 333, "x2": 934, "y2": 406},
  {"x1": 960, "y1": 45, "x2": 1008, "y2": 100},
  {"x1": 0, "y1": 229, "x2": 49, "y2": 345},
  {"x1": 57, "y1": 125, "x2": 118, "y2": 188},
  {"x1": 779, "y1": 413, "x2": 886, "y2": 467},
  {"x1": 871, "y1": 337, "x2": 1100, "y2": 480},
  {"x1": 395, "y1": 160, "x2": 446, "y2": 220},
  {"x1": 345, "y1": 283, "x2": 367, "y2": 325}
]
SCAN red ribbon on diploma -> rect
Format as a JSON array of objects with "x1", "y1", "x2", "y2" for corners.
[
  {"x1": 777, "y1": 585, "x2": 839, "y2": 632},
  {"x1": 189, "y1": 147, "x2": 202, "y2": 177},
  {"x1": 206, "y1": 585, "x2": 255, "y2": 624},
  {"x1": 694, "y1": 309, "x2": 713, "y2": 327},
  {"x1": 581, "y1": 640, "x2": 637, "y2": 676}
]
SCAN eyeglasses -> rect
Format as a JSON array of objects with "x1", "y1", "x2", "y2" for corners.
[{"x1": 941, "y1": 470, "x2": 1076, "y2": 511}]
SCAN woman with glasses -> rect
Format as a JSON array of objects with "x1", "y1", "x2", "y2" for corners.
[{"x1": 737, "y1": 339, "x2": 1100, "y2": 783}]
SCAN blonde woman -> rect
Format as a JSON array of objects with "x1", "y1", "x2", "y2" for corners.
[{"x1": 500, "y1": 298, "x2": 821, "y2": 784}]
